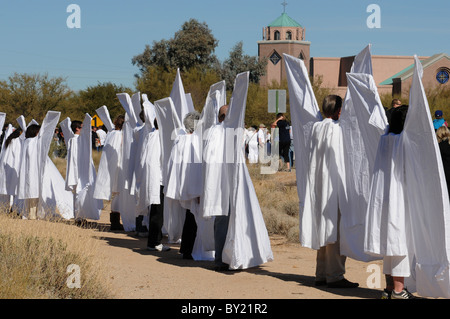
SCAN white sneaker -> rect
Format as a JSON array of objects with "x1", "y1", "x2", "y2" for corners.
[{"x1": 147, "y1": 244, "x2": 171, "y2": 252}]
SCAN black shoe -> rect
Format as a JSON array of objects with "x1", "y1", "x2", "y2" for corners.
[
  {"x1": 327, "y1": 278, "x2": 359, "y2": 288},
  {"x1": 314, "y1": 280, "x2": 327, "y2": 287},
  {"x1": 110, "y1": 224, "x2": 124, "y2": 231}
]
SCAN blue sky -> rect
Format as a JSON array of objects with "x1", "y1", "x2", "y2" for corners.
[{"x1": 1, "y1": 0, "x2": 449, "y2": 92}]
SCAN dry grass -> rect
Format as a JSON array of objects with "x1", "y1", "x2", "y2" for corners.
[
  {"x1": 0, "y1": 148, "x2": 301, "y2": 298},
  {"x1": 0, "y1": 146, "x2": 111, "y2": 299},
  {"x1": 0, "y1": 206, "x2": 113, "y2": 299},
  {"x1": 248, "y1": 163, "x2": 300, "y2": 243}
]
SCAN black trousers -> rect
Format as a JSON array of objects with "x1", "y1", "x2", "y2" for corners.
[
  {"x1": 180, "y1": 209, "x2": 197, "y2": 257},
  {"x1": 279, "y1": 141, "x2": 291, "y2": 163},
  {"x1": 147, "y1": 186, "x2": 165, "y2": 248}
]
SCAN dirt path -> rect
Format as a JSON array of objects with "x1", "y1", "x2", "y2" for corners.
[{"x1": 90, "y1": 211, "x2": 384, "y2": 300}]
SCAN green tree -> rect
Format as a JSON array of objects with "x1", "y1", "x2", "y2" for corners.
[
  {"x1": 132, "y1": 19, "x2": 219, "y2": 74},
  {"x1": 0, "y1": 73, "x2": 72, "y2": 124},
  {"x1": 74, "y1": 82, "x2": 134, "y2": 122},
  {"x1": 221, "y1": 42, "x2": 267, "y2": 91}
]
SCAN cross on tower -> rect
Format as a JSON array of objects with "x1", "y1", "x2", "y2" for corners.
[{"x1": 281, "y1": 1, "x2": 288, "y2": 13}]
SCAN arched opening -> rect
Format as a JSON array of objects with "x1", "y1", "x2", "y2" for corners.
[
  {"x1": 274, "y1": 31, "x2": 280, "y2": 40},
  {"x1": 286, "y1": 31, "x2": 292, "y2": 40}
]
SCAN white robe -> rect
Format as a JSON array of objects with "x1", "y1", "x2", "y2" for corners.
[
  {"x1": 202, "y1": 72, "x2": 274, "y2": 269},
  {"x1": 246, "y1": 130, "x2": 258, "y2": 164},
  {"x1": 365, "y1": 56, "x2": 450, "y2": 298},
  {"x1": 17, "y1": 111, "x2": 73, "y2": 220},
  {"x1": 116, "y1": 93, "x2": 143, "y2": 231},
  {"x1": 301, "y1": 118, "x2": 347, "y2": 249},
  {"x1": 284, "y1": 47, "x2": 386, "y2": 261},
  {"x1": 0, "y1": 134, "x2": 23, "y2": 212},
  {"x1": 93, "y1": 129, "x2": 123, "y2": 203},
  {"x1": 338, "y1": 45, "x2": 388, "y2": 262},
  {"x1": 154, "y1": 72, "x2": 195, "y2": 242},
  {"x1": 0, "y1": 136, "x2": 22, "y2": 196},
  {"x1": 135, "y1": 129, "x2": 162, "y2": 212},
  {"x1": 62, "y1": 114, "x2": 103, "y2": 220},
  {"x1": 165, "y1": 132, "x2": 215, "y2": 261},
  {"x1": 154, "y1": 97, "x2": 186, "y2": 243}
]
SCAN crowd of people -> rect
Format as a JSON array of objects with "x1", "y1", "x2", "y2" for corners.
[
  {"x1": 0, "y1": 71, "x2": 274, "y2": 274},
  {"x1": 1, "y1": 49, "x2": 450, "y2": 299},
  {"x1": 243, "y1": 113, "x2": 294, "y2": 172},
  {"x1": 284, "y1": 48, "x2": 450, "y2": 300}
]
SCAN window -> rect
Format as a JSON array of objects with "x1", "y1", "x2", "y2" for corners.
[
  {"x1": 286, "y1": 31, "x2": 292, "y2": 40},
  {"x1": 436, "y1": 68, "x2": 450, "y2": 85},
  {"x1": 299, "y1": 51, "x2": 305, "y2": 60},
  {"x1": 274, "y1": 31, "x2": 280, "y2": 40},
  {"x1": 270, "y1": 51, "x2": 282, "y2": 65}
]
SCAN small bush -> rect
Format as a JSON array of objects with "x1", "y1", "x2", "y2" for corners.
[{"x1": 0, "y1": 214, "x2": 113, "y2": 299}]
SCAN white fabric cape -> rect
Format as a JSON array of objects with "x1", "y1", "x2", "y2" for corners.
[
  {"x1": 170, "y1": 68, "x2": 194, "y2": 130},
  {"x1": 17, "y1": 111, "x2": 73, "y2": 220},
  {"x1": 283, "y1": 53, "x2": 323, "y2": 249},
  {"x1": 246, "y1": 129, "x2": 258, "y2": 163},
  {"x1": 60, "y1": 114, "x2": 103, "y2": 220},
  {"x1": 285, "y1": 47, "x2": 387, "y2": 262},
  {"x1": 338, "y1": 45, "x2": 388, "y2": 261},
  {"x1": 0, "y1": 132, "x2": 22, "y2": 196},
  {"x1": 153, "y1": 70, "x2": 195, "y2": 242},
  {"x1": 154, "y1": 97, "x2": 185, "y2": 242},
  {"x1": 115, "y1": 92, "x2": 142, "y2": 231},
  {"x1": 96, "y1": 105, "x2": 115, "y2": 132},
  {"x1": 0, "y1": 128, "x2": 23, "y2": 213},
  {"x1": 201, "y1": 72, "x2": 273, "y2": 269},
  {"x1": 161, "y1": 80, "x2": 227, "y2": 260},
  {"x1": 365, "y1": 56, "x2": 450, "y2": 298},
  {"x1": 93, "y1": 106, "x2": 123, "y2": 204},
  {"x1": 132, "y1": 95, "x2": 160, "y2": 214}
]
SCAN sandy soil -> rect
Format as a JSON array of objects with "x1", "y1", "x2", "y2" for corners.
[{"x1": 90, "y1": 211, "x2": 385, "y2": 300}]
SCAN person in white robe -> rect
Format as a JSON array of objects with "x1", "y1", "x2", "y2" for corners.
[
  {"x1": 164, "y1": 110, "x2": 215, "y2": 260},
  {"x1": 132, "y1": 95, "x2": 162, "y2": 236},
  {"x1": 61, "y1": 114, "x2": 103, "y2": 222},
  {"x1": 94, "y1": 112, "x2": 125, "y2": 230},
  {"x1": 17, "y1": 111, "x2": 73, "y2": 220},
  {"x1": 365, "y1": 56, "x2": 450, "y2": 299},
  {"x1": 116, "y1": 92, "x2": 145, "y2": 233},
  {"x1": 258, "y1": 124, "x2": 267, "y2": 158},
  {"x1": 284, "y1": 46, "x2": 388, "y2": 288},
  {"x1": 0, "y1": 118, "x2": 14, "y2": 209},
  {"x1": 246, "y1": 126, "x2": 258, "y2": 164},
  {"x1": 0, "y1": 127, "x2": 23, "y2": 213},
  {"x1": 303, "y1": 95, "x2": 359, "y2": 288},
  {"x1": 96, "y1": 126, "x2": 107, "y2": 151},
  {"x1": 154, "y1": 70, "x2": 195, "y2": 244},
  {"x1": 201, "y1": 72, "x2": 273, "y2": 271}
]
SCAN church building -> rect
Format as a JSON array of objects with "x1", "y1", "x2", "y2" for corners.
[{"x1": 258, "y1": 9, "x2": 450, "y2": 98}]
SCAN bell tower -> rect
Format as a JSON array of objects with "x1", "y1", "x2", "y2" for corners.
[{"x1": 257, "y1": 3, "x2": 311, "y2": 87}]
